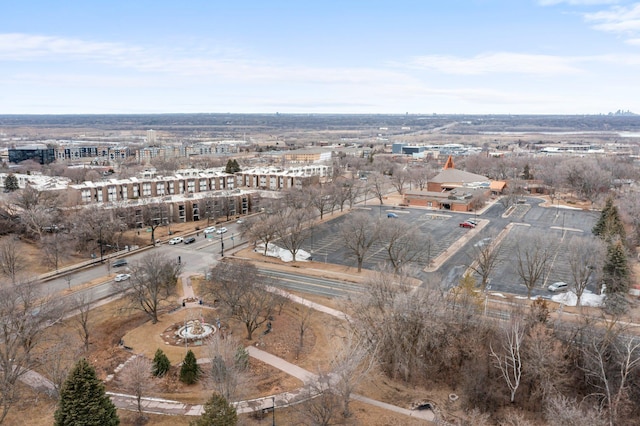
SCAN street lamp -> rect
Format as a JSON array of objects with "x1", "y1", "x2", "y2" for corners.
[
  {"x1": 271, "y1": 396, "x2": 275, "y2": 426},
  {"x1": 220, "y1": 232, "x2": 224, "y2": 257}
]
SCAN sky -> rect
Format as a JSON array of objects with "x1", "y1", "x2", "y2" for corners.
[{"x1": 2, "y1": 0, "x2": 640, "y2": 115}]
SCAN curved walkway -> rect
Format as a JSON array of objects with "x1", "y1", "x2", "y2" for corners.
[{"x1": 22, "y1": 283, "x2": 435, "y2": 423}]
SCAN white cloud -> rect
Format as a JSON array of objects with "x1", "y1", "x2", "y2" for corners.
[
  {"x1": 583, "y1": 3, "x2": 640, "y2": 34},
  {"x1": 405, "y1": 52, "x2": 583, "y2": 75},
  {"x1": 538, "y1": 0, "x2": 620, "y2": 5}
]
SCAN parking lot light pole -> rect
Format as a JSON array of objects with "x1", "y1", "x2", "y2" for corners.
[{"x1": 220, "y1": 232, "x2": 224, "y2": 257}]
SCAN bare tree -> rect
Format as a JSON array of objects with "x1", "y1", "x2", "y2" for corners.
[
  {"x1": 579, "y1": 324, "x2": 640, "y2": 426},
  {"x1": 274, "y1": 208, "x2": 313, "y2": 262},
  {"x1": 204, "y1": 261, "x2": 254, "y2": 315},
  {"x1": 378, "y1": 220, "x2": 430, "y2": 272},
  {"x1": 467, "y1": 234, "x2": 502, "y2": 291},
  {"x1": 514, "y1": 236, "x2": 552, "y2": 298},
  {"x1": 295, "y1": 303, "x2": 315, "y2": 359},
  {"x1": 367, "y1": 172, "x2": 388, "y2": 205},
  {"x1": 241, "y1": 213, "x2": 279, "y2": 256},
  {"x1": 0, "y1": 238, "x2": 25, "y2": 283},
  {"x1": 329, "y1": 333, "x2": 376, "y2": 418},
  {"x1": 567, "y1": 236, "x2": 606, "y2": 311},
  {"x1": 544, "y1": 394, "x2": 608, "y2": 426},
  {"x1": 340, "y1": 212, "x2": 380, "y2": 273},
  {"x1": 118, "y1": 253, "x2": 182, "y2": 323},
  {"x1": 10, "y1": 185, "x2": 62, "y2": 240},
  {"x1": 298, "y1": 372, "x2": 341, "y2": 426},
  {"x1": 117, "y1": 355, "x2": 154, "y2": 417},
  {"x1": 234, "y1": 283, "x2": 277, "y2": 340},
  {"x1": 490, "y1": 317, "x2": 525, "y2": 403},
  {"x1": 389, "y1": 166, "x2": 409, "y2": 195},
  {"x1": 206, "y1": 335, "x2": 249, "y2": 402},
  {"x1": 0, "y1": 279, "x2": 62, "y2": 422},
  {"x1": 71, "y1": 294, "x2": 93, "y2": 352},
  {"x1": 308, "y1": 185, "x2": 335, "y2": 220},
  {"x1": 40, "y1": 231, "x2": 72, "y2": 271},
  {"x1": 40, "y1": 330, "x2": 83, "y2": 398},
  {"x1": 141, "y1": 202, "x2": 170, "y2": 246}
]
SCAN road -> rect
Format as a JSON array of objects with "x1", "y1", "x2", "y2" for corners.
[
  {"x1": 258, "y1": 268, "x2": 364, "y2": 298},
  {"x1": 39, "y1": 221, "x2": 247, "y2": 303}
]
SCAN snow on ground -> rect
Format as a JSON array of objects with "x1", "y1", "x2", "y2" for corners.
[
  {"x1": 255, "y1": 243, "x2": 311, "y2": 263},
  {"x1": 551, "y1": 290, "x2": 604, "y2": 307}
]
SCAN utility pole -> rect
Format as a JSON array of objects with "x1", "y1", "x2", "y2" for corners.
[{"x1": 220, "y1": 232, "x2": 224, "y2": 257}]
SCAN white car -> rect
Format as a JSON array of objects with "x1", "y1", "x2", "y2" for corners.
[
  {"x1": 168, "y1": 237, "x2": 183, "y2": 245},
  {"x1": 236, "y1": 219, "x2": 244, "y2": 224},
  {"x1": 548, "y1": 282, "x2": 569, "y2": 292},
  {"x1": 216, "y1": 227, "x2": 228, "y2": 234},
  {"x1": 114, "y1": 273, "x2": 131, "y2": 282},
  {"x1": 203, "y1": 226, "x2": 216, "y2": 234}
]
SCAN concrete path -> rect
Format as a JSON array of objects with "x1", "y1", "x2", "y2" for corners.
[{"x1": 20, "y1": 283, "x2": 434, "y2": 423}]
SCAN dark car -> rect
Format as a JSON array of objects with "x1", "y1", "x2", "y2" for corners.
[
  {"x1": 184, "y1": 237, "x2": 196, "y2": 244},
  {"x1": 112, "y1": 259, "x2": 128, "y2": 267}
]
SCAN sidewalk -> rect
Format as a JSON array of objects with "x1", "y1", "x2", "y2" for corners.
[{"x1": 21, "y1": 287, "x2": 435, "y2": 423}]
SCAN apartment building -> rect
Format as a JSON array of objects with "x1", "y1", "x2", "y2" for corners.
[{"x1": 236, "y1": 165, "x2": 331, "y2": 190}]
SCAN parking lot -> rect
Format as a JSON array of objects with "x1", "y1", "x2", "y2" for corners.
[{"x1": 299, "y1": 197, "x2": 600, "y2": 297}]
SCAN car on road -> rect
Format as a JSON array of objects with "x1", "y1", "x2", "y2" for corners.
[
  {"x1": 184, "y1": 237, "x2": 196, "y2": 244},
  {"x1": 459, "y1": 221, "x2": 475, "y2": 228},
  {"x1": 203, "y1": 226, "x2": 216, "y2": 234},
  {"x1": 114, "y1": 273, "x2": 131, "y2": 282},
  {"x1": 216, "y1": 227, "x2": 228, "y2": 234},
  {"x1": 168, "y1": 237, "x2": 184, "y2": 245},
  {"x1": 236, "y1": 219, "x2": 244, "y2": 224},
  {"x1": 387, "y1": 212, "x2": 398, "y2": 218},
  {"x1": 112, "y1": 259, "x2": 128, "y2": 267},
  {"x1": 548, "y1": 282, "x2": 569, "y2": 292}
]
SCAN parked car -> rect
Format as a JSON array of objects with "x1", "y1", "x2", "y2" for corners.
[
  {"x1": 236, "y1": 219, "x2": 244, "y2": 224},
  {"x1": 168, "y1": 237, "x2": 184, "y2": 245},
  {"x1": 467, "y1": 218, "x2": 479, "y2": 225},
  {"x1": 216, "y1": 227, "x2": 228, "y2": 234},
  {"x1": 548, "y1": 282, "x2": 569, "y2": 292},
  {"x1": 114, "y1": 273, "x2": 131, "y2": 282},
  {"x1": 112, "y1": 259, "x2": 128, "y2": 267},
  {"x1": 184, "y1": 237, "x2": 196, "y2": 244},
  {"x1": 387, "y1": 212, "x2": 399, "y2": 218},
  {"x1": 203, "y1": 226, "x2": 216, "y2": 234},
  {"x1": 459, "y1": 221, "x2": 475, "y2": 228}
]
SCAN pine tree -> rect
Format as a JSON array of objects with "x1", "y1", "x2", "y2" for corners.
[
  {"x1": 225, "y1": 159, "x2": 241, "y2": 174},
  {"x1": 54, "y1": 358, "x2": 120, "y2": 426},
  {"x1": 190, "y1": 393, "x2": 237, "y2": 426},
  {"x1": 152, "y1": 348, "x2": 171, "y2": 377},
  {"x1": 3, "y1": 173, "x2": 19, "y2": 192},
  {"x1": 593, "y1": 197, "x2": 625, "y2": 241},
  {"x1": 603, "y1": 240, "x2": 630, "y2": 295},
  {"x1": 180, "y1": 349, "x2": 201, "y2": 385}
]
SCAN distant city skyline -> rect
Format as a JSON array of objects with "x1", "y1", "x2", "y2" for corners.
[{"x1": 2, "y1": 0, "x2": 640, "y2": 115}]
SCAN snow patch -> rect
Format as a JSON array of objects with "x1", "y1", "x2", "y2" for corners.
[
  {"x1": 551, "y1": 290, "x2": 604, "y2": 307},
  {"x1": 255, "y1": 243, "x2": 311, "y2": 263}
]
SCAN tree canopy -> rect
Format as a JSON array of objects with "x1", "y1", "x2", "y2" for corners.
[{"x1": 54, "y1": 358, "x2": 120, "y2": 426}]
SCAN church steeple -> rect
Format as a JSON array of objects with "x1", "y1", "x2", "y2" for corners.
[{"x1": 443, "y1": 155, "x2": 455, "y2": 170}]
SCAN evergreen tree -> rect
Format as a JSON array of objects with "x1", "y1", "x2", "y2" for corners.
[
  {"x1": 3, "y1": 173, "x2": 19, "y2": 192},
  {"x1": 224, "y1": 159, "x2": 241, "y2": 174},
  {"x1": 190, "y1": 393, "x2": 237, "y2": 426},
  {"x1": 522, "y1": 164, "x2": 533, "y2": 180},
  {"x1": 180, "y1": 349, "x2": 201, "y2": 385},
  {"x1": 152, "y1": 348, "x2": 171, "y2": 377},
  {"x1": 593, "y1": 197, "x2": 625, "y2": 242},
  {"x1": 54, "y1": 358, "x2": 120, "y2": 426},
  {"x1": 603, "y1": 240, "x2": 630, "y2": 295}
]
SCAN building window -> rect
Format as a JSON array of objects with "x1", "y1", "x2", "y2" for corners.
[
  {"x1": 142, "y1": 183, "x2": 151, "y2": 196},
  {"x1": 81, "y1": 189, "x2": 91, "y2": 203}
]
